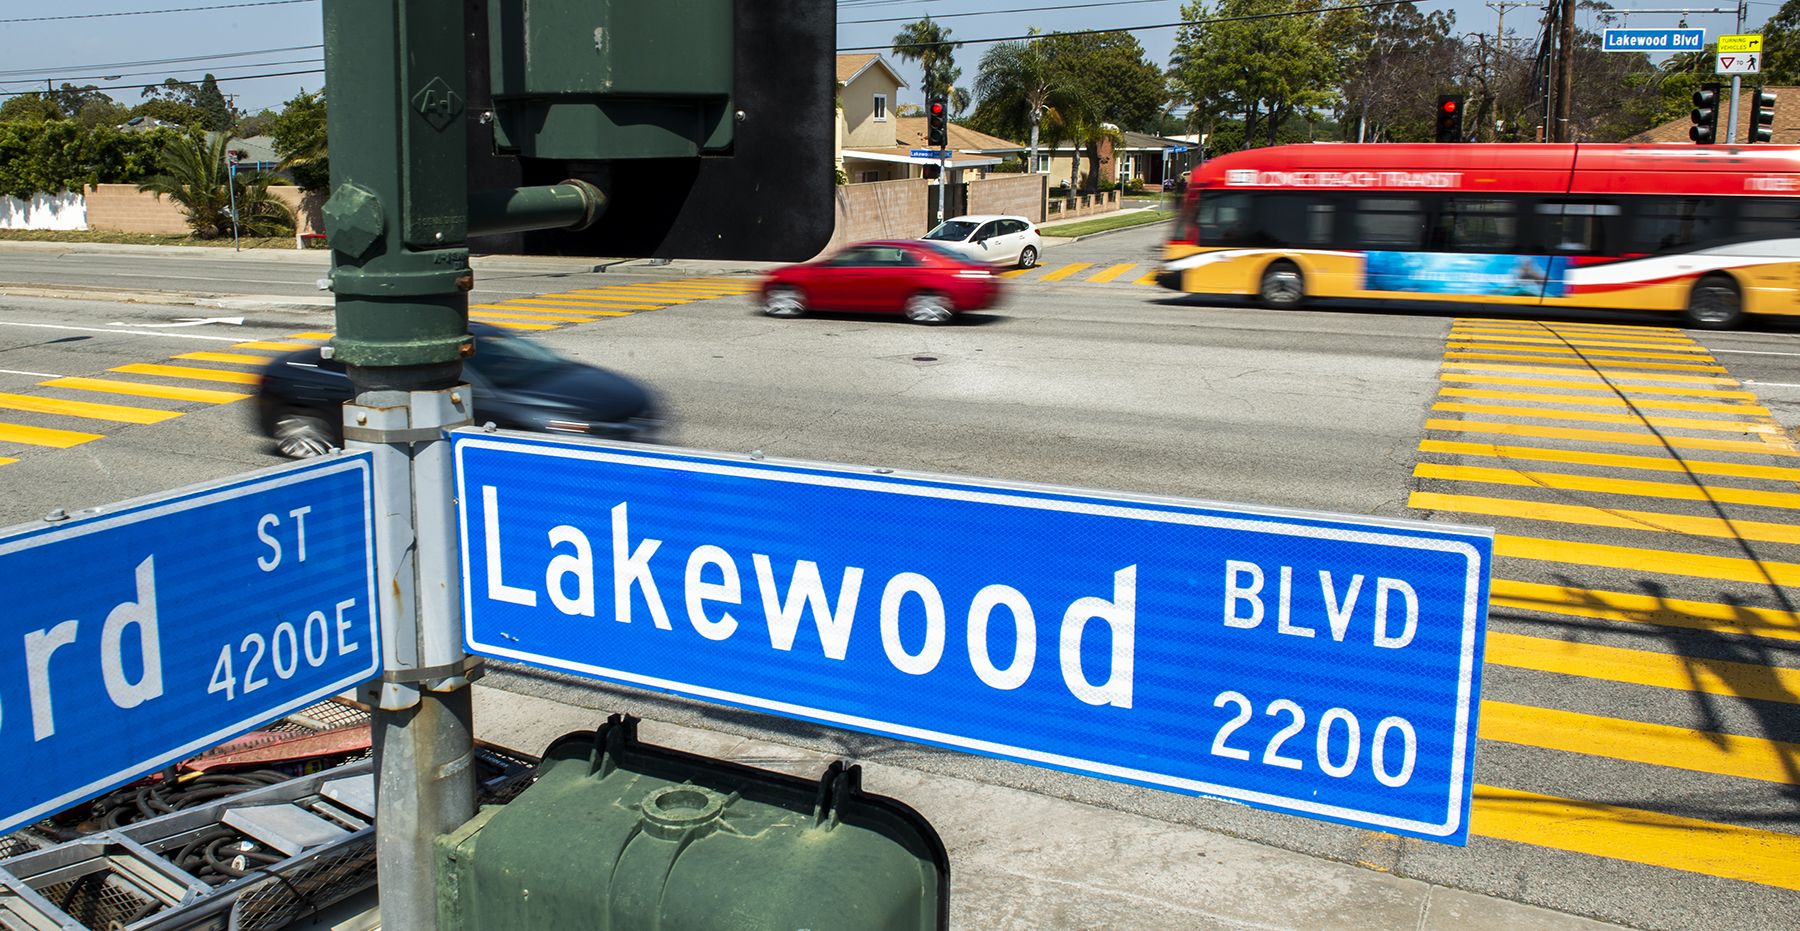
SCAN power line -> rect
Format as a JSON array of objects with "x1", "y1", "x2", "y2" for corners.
[
  {"x1": 0, "y1": 45, "x2": 321, "y2": 80},
  {"x1": 4, "y1": 57, "x2": 323, "y2": 89},
  {"x1": 842, "y1": 0, "x2": 1414, "y2": 51},
  {"x1": 842, "y1": 0, "x2": 1172, "y2": 26},
  {"x1": 0, "y1": 67, "x2": 322, "y2": 100},
  {"x1": 0, "y1": 0, "x2": 316, "y2": 26}
]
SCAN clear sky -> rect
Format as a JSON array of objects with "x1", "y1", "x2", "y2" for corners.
[{"x1": 0, "y1": 0, "x2": 1777, "y2": 117}]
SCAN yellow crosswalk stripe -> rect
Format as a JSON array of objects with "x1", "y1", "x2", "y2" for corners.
[
  {"x1": 1470, "y1": 785, "x2": 1800, "y2": 891},
  {"x1": 39, "y1": 377, "x2": 248, "y2": 403},
  {"x1": 287, "y1": 332, "x2": 333, "y2": 340},
  {"x1": 1490, "y1": 578, "x2": 1800, "y2": 642},
  {"x1": 1480, "y1": 700, "x2": 1799, "y2": 784},
  {"x1": 1039, "y1": 263, "x2": 1092, "y2": 281},
  {"x1": 0, "y1": 423, "x2": 103, "y2": 448},
  {"x1": 1445, "y1": 363, "x2": 1737, "y2": 385},
  {"x1": 470, "y1": 304, "x2": 634, "y2": 316},
  {"x1": 1086, "y1": 263, "x2": 1137, "y2": 283},
  {"x1": 1431, "y1": 401, "x2": 1778, "y2": 433},
  {"x1": 1133, "y1": 269, "x2": 1162, "y2": 285},
  {"x1": 175, "y1": 351, "x2": 279, "y2": 366},
  {"x1": 504, "y1": 298, "x2": 663, "y2": 310},
  {"x1": 230, "y1": 341, "x2": 315, "y2": 351},
  {"x1": 1412, "y1": 491, "x2": 1800, "y2": 545},
  {"x1": 1452, "y1": 322, "x2": 1691, "y2": 337},
  {"x1": 1440, "y1": 373, "x2": 1754, "y2": 398},
  {"x1": 1496, "y1": 533, "x2": 1800, "y2": 586},
  {"x1": 1445, "y1": 353, "x2": 1728, "y2": 373},
  {"x1": 1447, "y1": 342, "x2": 1718, "y2": 362},
  {"x1": 0, "y1": 394, "x2": 179, "y2": 424},
  {"x1": 532, "y1": 295, "x2": 683, "y2": 305},
  {"x1": 1486, "y1": 630, "x2": 1800, "y2": 704},
  {"x1": 472, "y1": 318, "x2": 558, "y2": 331},
  {"x1": 470, "y1": 310, "x2": 597, "y2": 323},
  {"x1": 1438, "y1": 388, "x2": 1766, "y2": 415},
  {"x1": 1416, "y1": 462, "x2": 1800, "y2": 509},
  {"x1": 0, "y1": 457, "x2": 15, "y2": 466},
  {"x1": 1424, "y1": 419, "x2": 1794, "y2": 455},
  {"x1": 1419, "y1": 439, "x2": 1800, "y2": 480},
  {"x1": 1446, "y1": 332, "x2": 1705, "y2": 350},
  {"x1": 998, "y1": 267, "x2": 1032, "y2": 279},
  {"x1": 110, "y1": 364, "x2": 262, "y2": 385}
]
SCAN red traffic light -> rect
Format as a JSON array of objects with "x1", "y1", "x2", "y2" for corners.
[
  {"x1": 1440, "y1": 100, "x2": 1457, "y2": 114},
  {"x1": 929, "y1": 102, "x2": 945, "y2": 116}
]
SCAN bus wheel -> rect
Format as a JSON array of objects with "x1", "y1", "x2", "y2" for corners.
[
  {"x1": 1685, "y1": 275, "x2": 1743, "y2": 330},
  {"x1": 1259, "y1": 262, "x2": 1306, "y2": 309}
]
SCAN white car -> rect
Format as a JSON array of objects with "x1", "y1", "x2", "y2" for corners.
[{"x1": 921, "y1": 214, "x2": 1042, "y2": 268}]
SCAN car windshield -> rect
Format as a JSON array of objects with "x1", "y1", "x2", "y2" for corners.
[
  {"x1": 467, "y1": 333, "x2": 569, "y2": 388},
  {"x1": 922, "y1": 220, "x2": 978, "y2": 242}
]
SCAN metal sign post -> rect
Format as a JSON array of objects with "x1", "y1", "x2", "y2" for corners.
[
  {"x1": 226, "y1": 150, "x2": 240, "y2": 253},
  {"x1": 0, "y1": 456, "x2": 380, "y2": 836},
  {"x1": 453, "y1": 433, "x2": 1495, "y2": 844}
]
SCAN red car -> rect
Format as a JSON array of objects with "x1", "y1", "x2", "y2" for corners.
[{"x1": 760, "y1": 240, "x2": 1003, "y2": 324}]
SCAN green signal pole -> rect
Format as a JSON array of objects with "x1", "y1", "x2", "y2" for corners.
[{"x1": 320, "y1": 3, "x2": 607, "y2": 929}]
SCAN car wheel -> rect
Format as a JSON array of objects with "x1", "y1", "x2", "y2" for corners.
[
  {"x1": 1017, "y1": 245, "x2": 1038, "y2": 268},
  {"x1": 1684, "y1": 274, "x2": 1744, "y2": 330},
  {"x1": 904, "y1": 292, "x2": 955, "y2": 325},
  {"x1": 1258, "y1": 261, "x2": 1306, "y2": 309},
  {"x1": 763, "y1": 286, "x2": 807, "y2": 318},
  {"x1": 272, "y1": 409, "x2": 338, "y2": 459}
]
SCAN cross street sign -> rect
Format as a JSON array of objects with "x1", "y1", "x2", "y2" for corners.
[
  {"x1": 0, "y1": 455, "x2": 380, "y2": 835},
  {"x1": 1718, "y1": 52, "x2": 1762, "y2": 74},
  {"x1": 453, "y1": 433, "x2": 1493, "y2": 843},
  {"x1": 910, "y1": 149, "x2": 953, "y2": 159},
  {"x1": 1601, "y1": 28, "x2": 1705, "y2": 52}
]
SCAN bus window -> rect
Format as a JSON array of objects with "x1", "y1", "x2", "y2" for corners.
[
  {"x1": 1436, "y1": 197, "x2": 1518, "y2": 253},
  {"x1": 1628, "y1": 198, "x2": 1728, "y2": 253},
  {"x1": 1196, "y1": 193, "x2": 1254, "y2": 245},
  {"x1": 1534, "y1": 202, "x2": 1619, "y2": 254},
  {"x1": 1739, "y1": 198, "x2": 1800, "y2": 236},
  {"x1": 1305, "y1": 203, "x2": 1336, "y2": 246},
  {"x1": 1354, "y1": 198, "x2": 1428, "y2": 249}
]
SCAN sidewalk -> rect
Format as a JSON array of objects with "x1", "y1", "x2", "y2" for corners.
[
  {"x1": 0, "y1": 239, "x2": 785, "y2": 277},
  {"x1": 470, "y1": 684, "x2": 1629, "y2": 931}
]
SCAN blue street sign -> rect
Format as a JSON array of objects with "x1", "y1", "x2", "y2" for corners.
[
  {"x1": 1167, "y1": 146, "x2": 1189, "y2": 152},
  {"x1": 910, "y1": 149, "x2": 953, "y2": 159},
  {"x1": 0, "y1": 455, "x2": 380, "y2": 835},
  {"x1": 1602, "y1": 28, "x2": 1705, "y2": 52},
  {"x1": 453, "y1": 434, "x2": 1492, "y2": 843}
]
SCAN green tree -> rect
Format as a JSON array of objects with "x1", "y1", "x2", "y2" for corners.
[
  {"x1": 0, "y1": 93, "x2": 64, "y2": 124},
  {"x1": 971, "y1": 36, "x2": 1077, "y2": 178},
  {"x1": 0, "y1": 122, "x2": 176, "y2": 198},
  {"x1": 892, "y1": 18, "x2": 962, "y2": 100},
  {"x1": 129, "y1": 99, "x2": 209, "y2": 129},
  {"x1": 271, "y1": 88, "x2": 329, "y2": 191},
  {"x1": 136, "y1": 132, "x2": 294, "y2": 238},
  {"x1": 1171, "y1": 0, "x2": 1359, "y2": 148},
  {"x1": 76, "y1": 97, "x2": 130, "y2": 129},
  {"x1": 1038, "y1": 31, "x2": 1165, "y2": 133},
  {"x1": 47, "y1": 84, "x2": 112, "y2": 118},
  {"x1": 1768, "y1": 1, "x2": 1800, "y2": 84},
  {"x1": 196, "y1": 74, "x2": 232, "y2": 134}
]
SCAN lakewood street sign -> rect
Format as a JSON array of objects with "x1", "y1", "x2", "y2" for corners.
[
  {"x1": 454, "y1": 432, "x2": 1494, "y2": 844},
  {"x1": 1602, "y1": 28, "x2": 1705, "y2": 52},
  {"x1": 0, "y1": 455, "x2": 380, "y2": 835}
]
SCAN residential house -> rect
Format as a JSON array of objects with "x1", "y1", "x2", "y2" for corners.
[
  {"x1": 836, "y1": 53, "x2": 1024, "y2": 184},
  {"x1": 1033, "y1": 129, "x2": 1199, "y2": 191}
]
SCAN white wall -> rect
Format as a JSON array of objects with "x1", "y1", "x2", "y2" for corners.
[{"x1": 0, "y1": 191, "x2": 86, "y2": 230}]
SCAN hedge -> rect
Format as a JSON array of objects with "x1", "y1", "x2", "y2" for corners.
[{"x1": 0, "y1": 122, "x2": 181, "y2": 200}]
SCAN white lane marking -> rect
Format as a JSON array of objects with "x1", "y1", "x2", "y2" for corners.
[
  {"x1": 1710, "y1": 349, "x2": 1800, "y2": 357},
  {"x1": 1741, "y1": 380, "x2": 1800, "y2": 388},
  {"x1": 0, "y1": 368, "x2": 66, "y2": 378},
  {"x1": 107, "y1": 317, "x2": 245, "y2": 328},
  {"x1": 0, "y1": 322, "x2": 246, "y2": 342}
]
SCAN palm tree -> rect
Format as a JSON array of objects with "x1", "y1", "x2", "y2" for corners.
[
  {"x1": 137, "y1": 132, "x2": 294, "y2": 238},
  {"x1": 973, "y1": 38, "x2": 1075, "y2": 179},
  {"x1": 892, "y1": 18, "x2": 962, "y2": 100}
]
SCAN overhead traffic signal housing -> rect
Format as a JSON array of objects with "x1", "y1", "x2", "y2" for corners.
[
  {"x1": 1435, "y1": 94, "x2": 1464, "y2": 143},
  {"x1": 927, "y1": 98, "x2": 949, "y2": 149},
  {"x1": 1691, "y1": 83, "x2": 1721, "y2": 144},
  {"x1": 1752, "y1": 88, "x2": 1778, "y2": 143}
]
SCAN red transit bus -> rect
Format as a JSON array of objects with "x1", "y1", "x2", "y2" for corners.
[{"x1": 1157, "y1": 143, "x2": 1800, "y2": 329}]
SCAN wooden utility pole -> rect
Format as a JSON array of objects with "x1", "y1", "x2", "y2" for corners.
[{"x1": 1555, "y1": 0, "x2": 1576, "y2": 141}]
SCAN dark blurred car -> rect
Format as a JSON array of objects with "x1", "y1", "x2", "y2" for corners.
[
  {"x1": 257, "y1": 322, "x2": 664, "y2": 458},
  {"x1": 760, "y1": 240, "x2": 1003, "y2": 324}
]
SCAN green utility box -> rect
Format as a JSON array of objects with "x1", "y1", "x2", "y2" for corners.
[
  {"x1": 486, "y1": 0, "x2": 734, "y2": 160},
  {"x1": 436, "y1": 715, "x2": 948, "y2": 931}
]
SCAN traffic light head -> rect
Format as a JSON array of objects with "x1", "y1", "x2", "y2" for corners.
[
  {"x1": 1435, "y1": 94, "x2": 1465, "y2": 143},
  {"x1": 1753, "y1": 88, "x2": 1778, "y2": 143},
  {"x1": 1690, "y1": 84, "x2": 1720, "y2": 144},
  {"x1": 927, "y1": 98, "x2": 949, "y2": 148}
]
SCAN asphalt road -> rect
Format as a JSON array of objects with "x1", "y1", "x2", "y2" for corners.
[{"x1": 1, "y1": 228, "x2": 1797, "y2": 931}]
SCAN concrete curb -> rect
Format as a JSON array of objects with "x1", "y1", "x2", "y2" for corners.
[
  {"x1": 0, "y1": 282, "x2": 334, "y2": 313},
  {"x1": 0, "y1": 240, "x2": 780, "y2": 276},
  {"x1": 1039, "y1": 215, "x2": 1174, "y2": 244}
]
